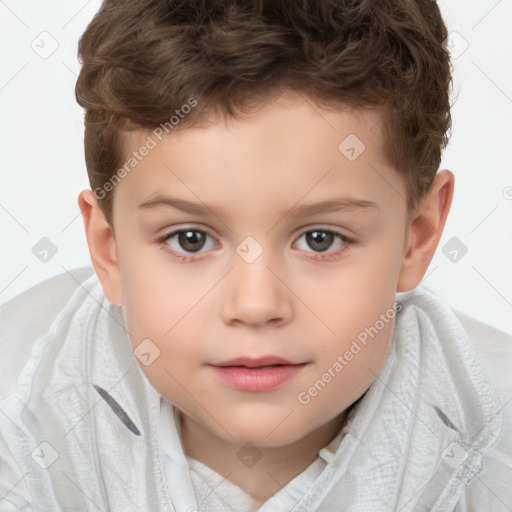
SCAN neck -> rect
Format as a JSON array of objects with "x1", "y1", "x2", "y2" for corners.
[{"x1": 179, "y1": 409, "x2": 349, "y2": 503}]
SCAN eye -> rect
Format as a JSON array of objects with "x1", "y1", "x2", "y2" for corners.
[
  {"x1": 294, "y1": 229, "x2": 352, "y2": 260},
  {"x1": 158, "y1": 228, "x2": 217, "y2": 261}
]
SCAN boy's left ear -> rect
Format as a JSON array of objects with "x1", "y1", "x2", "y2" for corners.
[{"x1": 397, "y1": 170, "x2": 454, "y2": 292}]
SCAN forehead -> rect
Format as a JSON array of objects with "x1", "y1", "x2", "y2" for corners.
[{"x1": 115, "y1": 93, "x2": 404, "y2": 219}]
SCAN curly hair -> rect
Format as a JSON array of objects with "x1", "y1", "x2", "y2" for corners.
[{"x1": 75, "y1": 0, "x2": 453, "y2": 228}]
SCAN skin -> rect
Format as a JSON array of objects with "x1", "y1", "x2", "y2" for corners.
[{"x1": 78, "y1": 90, "x2": 454, "y2": 503}]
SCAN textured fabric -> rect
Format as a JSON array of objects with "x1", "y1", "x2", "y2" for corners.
[{"x1": 0, "y1": 267, "x2": 511, "y2": 511}]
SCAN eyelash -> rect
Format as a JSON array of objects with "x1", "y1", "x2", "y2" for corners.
[{"x1": 156, "y1": 227, "x2": 354, "y2": 263}]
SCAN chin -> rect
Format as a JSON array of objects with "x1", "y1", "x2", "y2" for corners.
[{"x1": 214, "y1": 418, "x2": 310, "y2": 448}]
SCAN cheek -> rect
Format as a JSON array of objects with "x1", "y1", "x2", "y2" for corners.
[
  {"x1": 298, "y1": 316, "x2": 395, "y2": 427},
  {"x1": 305, "y1": 254, "x2": 399, "y2": 406},
  {"x1": 123, "y1": 281, "x2": 202, "y2": 361},
  {"x1": 310, "y1": 254, "x2": 399, "y2": 342},
  {"x1": 122, "y1": 281, "x2": 205, "y2": 406},
  {"x1": 120, "y1": 250, "x2": 200, "y2": 336},
  {"x1": 119, "y1": 258, "x2": 210, "y2": 368}
]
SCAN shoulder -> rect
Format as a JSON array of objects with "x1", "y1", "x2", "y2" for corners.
[
  {"x1": 453, "y1": 309, "x2": 512, "y2": 368},
  {"x1": 0, "y1": 267, "x2": 98, "y2": 509},
  {"x1": 398, "y1": 285, "x2": 512, "y2": 375},
  {"x1": 452, "y1": 309, "x2": 512, "y2": 400},
  {"x1": 401, "y1": 284, "x2": 512, "y2": 406},
  {"x1": 452, "y1": 311, "x2": 512, "y2": 511},
  {"x1": 0, "y1": 267, "x2": 95, "y2": 400},
  {"x1": 403, "y1": 287, "x2": 512, "y2": 511}
]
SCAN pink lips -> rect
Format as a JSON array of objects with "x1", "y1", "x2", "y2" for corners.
[{"x1": 209, "y1": 356, "x2": 307, "y2": 391}]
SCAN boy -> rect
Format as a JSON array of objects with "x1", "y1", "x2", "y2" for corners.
[{"x1": 1, "y1": 0, "x2": 511, "y2": 510}]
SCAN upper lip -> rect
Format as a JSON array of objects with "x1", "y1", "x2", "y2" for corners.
[{"x1": 210, "y1": 356, "x2": 301, "y2": 368}]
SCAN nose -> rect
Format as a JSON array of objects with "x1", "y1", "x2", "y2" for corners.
[{"x1": 221, "y1": 253, "x2": 293, "y2": 328}]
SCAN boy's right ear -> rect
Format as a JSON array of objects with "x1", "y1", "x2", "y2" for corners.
[{"x1": 78, "y1": 190, "x2": 124, "y2": 306}]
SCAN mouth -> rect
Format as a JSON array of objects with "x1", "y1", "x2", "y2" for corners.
[
  {"x1": 208, "y1": 356, "x2": 308, "y2": 391},
  {"x1": 211, "y1": 355, "x2": 301, "y2": 368}
]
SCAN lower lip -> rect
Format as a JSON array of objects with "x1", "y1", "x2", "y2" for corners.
[{"x1": 209, "y1": 364, "x2": 307, "y2": 391}]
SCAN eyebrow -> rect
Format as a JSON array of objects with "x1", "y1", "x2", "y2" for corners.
[{"x1": 137, "y1": 194, "x2": 379, "y2": 218}]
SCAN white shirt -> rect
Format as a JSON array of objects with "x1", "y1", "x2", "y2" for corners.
[{"x1": 0, "y1": 267, "x2": 511, "y2": 511}]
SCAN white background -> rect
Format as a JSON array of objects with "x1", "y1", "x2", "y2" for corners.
[{"x1": 0, "y1": 0, "x2": 511, "y2": 335}]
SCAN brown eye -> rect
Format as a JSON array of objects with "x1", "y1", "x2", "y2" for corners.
[
  {"x1": 305, "y1": 230, "x2": 335, "y2": 252},
  {"x1": 294, "y1": 228, "x2": 352, "y2": 261},
  {"x1": 174, "y1": 230, "x2": 207, "y2": 252},
  {"x1": 160, "y1": 228, "x2": 217, "y2": 261}
]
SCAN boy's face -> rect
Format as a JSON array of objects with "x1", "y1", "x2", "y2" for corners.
[{"x1": 97, "y1": 92, "x2": 415, "y2": 446}]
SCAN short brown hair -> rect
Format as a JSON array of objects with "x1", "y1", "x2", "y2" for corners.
[{"x1": 75, "y1": 0, "x2": 453, "y2": 228}]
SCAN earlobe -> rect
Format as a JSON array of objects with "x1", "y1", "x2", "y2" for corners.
[
  {"x1": 397, "y1": 170, "x2": 455, "y2": 292},
  {"x1": 78, "y1": 190, "x2": 124, "y2": 305}
]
